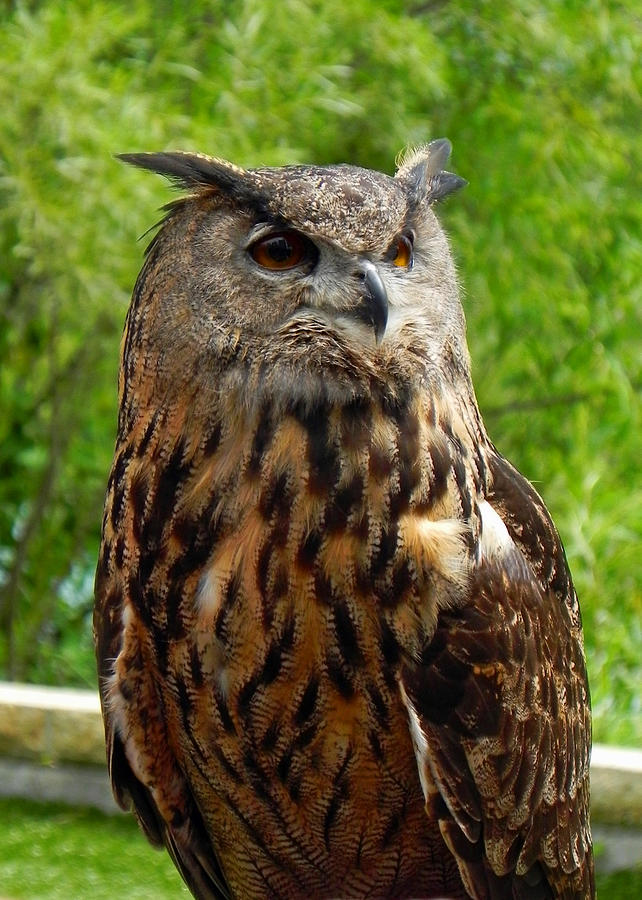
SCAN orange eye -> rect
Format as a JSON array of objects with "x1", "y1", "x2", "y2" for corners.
[
  {"x1": 250, "y1": 230, "x2": 311, "y2": 271},
  {"x1": 391, "y1": 234, "x2": 413, "y2": 269}
]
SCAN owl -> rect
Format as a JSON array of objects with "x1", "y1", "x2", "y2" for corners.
[{"x1": 94, "y1": 139, "x2": 594, "y2": 899}]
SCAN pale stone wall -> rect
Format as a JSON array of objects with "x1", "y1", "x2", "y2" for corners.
[{"x1": 0, "y1": 682, "x2": 104, "y2": 766}]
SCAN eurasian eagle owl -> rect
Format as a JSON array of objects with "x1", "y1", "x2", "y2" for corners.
[{"x1": 94, "y1": 140, "x2": 594, "y2": 899}]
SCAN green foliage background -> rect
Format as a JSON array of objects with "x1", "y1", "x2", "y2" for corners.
[{"x1": 0, "y1": 0, "x2": 640, "y2": 745}]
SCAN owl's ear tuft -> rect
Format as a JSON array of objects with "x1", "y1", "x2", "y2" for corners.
[
  {"x1": 117, "y1": 152, "x2": 257, "y2": 203},
  {"x1": 395, "y1": 138, "x2": 467, "y2": 205}
]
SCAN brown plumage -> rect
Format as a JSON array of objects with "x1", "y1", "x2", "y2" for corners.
[{"x1": 94, "y1": 140, "x2": 594, "y2": 899}]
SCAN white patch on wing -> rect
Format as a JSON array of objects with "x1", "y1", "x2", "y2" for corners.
[
  {"x1": 478, "y1": 499, "x2": 515, "y2": 563},
  {"x1": 399, "y1": 681, "x2": 431, "y2": 802}
]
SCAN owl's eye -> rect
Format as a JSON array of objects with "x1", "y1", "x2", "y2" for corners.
[
  {"x1": 249, "y1": 230, "x2": 315, "y2": 271},
  {"x1": 389, "y1": 234, "x2": 414, "y2": 269}
]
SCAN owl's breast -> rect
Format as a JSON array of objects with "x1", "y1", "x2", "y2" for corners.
[{"x1": 151, "y1": 389, "x2": 481, "y2": 896}]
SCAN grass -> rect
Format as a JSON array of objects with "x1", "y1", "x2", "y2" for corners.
[
  {"x1": 1, "y1": 797, "x2": 640, "y2": 898},
  {"x1": 0, "y1": 798, "x2": 187, "y2": 899}
]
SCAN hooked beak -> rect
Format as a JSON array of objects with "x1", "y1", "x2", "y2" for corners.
[{"x1": 357, "y1": 261, "x2": 388, "y2": 344}]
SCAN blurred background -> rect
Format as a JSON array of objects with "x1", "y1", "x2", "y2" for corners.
[{"x1": 0, "y1": 2, "x2": 640, "y2": 893}]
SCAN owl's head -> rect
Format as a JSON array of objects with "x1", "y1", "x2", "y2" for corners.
[{"x1": 119, "y1": 141, "x2": 470, "y2": 415}]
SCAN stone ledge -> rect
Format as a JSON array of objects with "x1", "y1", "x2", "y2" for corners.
[
  {"x1": 1, "y1": 682, "x2": 641, "y2": 826},
  {"x1": 0, "y1": 681, "x2": 104, "y2": 766},
  {"x1": 0, "y1": 758, "x2": 117, "y2": 814},
  {"x1": 590, "y1": 744, "x2": 642, "y2": 828}
]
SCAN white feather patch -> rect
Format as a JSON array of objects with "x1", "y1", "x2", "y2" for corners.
[
  {"x1": 478, "y1": 499, "x2": 515, "y2": 562},
  {"x1": 399, "y1": 681, "x2": 431, "y2": 802}
]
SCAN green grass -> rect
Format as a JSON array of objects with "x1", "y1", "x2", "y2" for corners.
[
  {"x1": 1, "y1": 797, "x2": 640, "y2": 898},
  {"x1": 0, "y1": 798, "x2": 187, "y2": 899}
]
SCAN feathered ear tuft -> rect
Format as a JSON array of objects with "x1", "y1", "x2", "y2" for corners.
[
  {"x1": 117, "y1": 152, "x2": 260, "y2": 206},
  {"x1": 395, "y1": 138, "x2": 467, "y2": 205}
]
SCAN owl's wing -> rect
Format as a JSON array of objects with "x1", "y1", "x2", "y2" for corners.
[
  {"x1": 94, "y1": 507, "x2": 231, "y2": 900},
  {"x1": 399, "y1": 453, "x2": 594, "y2": 899}
]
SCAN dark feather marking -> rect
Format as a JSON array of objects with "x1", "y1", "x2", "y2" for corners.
[
  {"x1": 95, "y1": 585, "x2": 124, "y2": 682},
  {"x1": 237, "y1": 670, "x2": 261, "y2": 715},
  {"x1": 323, "y1": 747, "x2": 353, "y2": 850},
  {"x1": 369, "y1": 443, "x2": 394, "y2": 480},
  {"x1": 165, "y1": 582, "x2": 186, "y2": 641},
  {"x1": 452, "y1": 456, "x2": 472, "y2": 518},
  {"x1": 378, "y1": 385, "x2": 411, "y2": 418},
  {"x1": 141, "y1": 439, "x2": 190, "y2": 552},
  {"x1": 287, "y1": 774, "x2": 302, "y2": 803},
  {"x1": 390, "y1": 407, "x2": 420, "y2": 516},
  {"x1": 332, "y1": 600, "x2": 362, "y2": 666},
  {"x1": 276, "y1": 745, "x2": 294, "y2": 782},
  {"x1": 261, "y1": 641, "x2": 283, "y2": 685},
  {"x1": 167, "y1": 508, "x2": 219, "y2": 582},
  {"x1": 242, "y1": 751, "x2": 270, "y2": 800},
  {"x1": 381, "y1": 812, "x2": 401, "y2": 848},
  {"x1": 325, "y1": 473, "x2": 364, "y2": 532},
  {"x1": 269, "y1": 512, "x2": 290, "y2": 550},
  {"x1": 323, "y1": 793, "x2": 341, "y2": 850},
  {"x1": 137, "y1": 551, "x2": 156, "y2": 595},
  {"x1": 214, "y1": 569, "x2": 242, "y2": 640},
  {"x1": 340, "y1": 397, "x2": 371, "y2": 450},
  {"x1": 295, "y1": 401, "x2": 340, "y2": 495},
  {"x1": 391, "y1": 559, "x2": 412, "y2": 599},
  {"x1": 280, "y1": 609, "x2": 296, "y2": 651},
  {"x1": 294, "y1": 722, "x2": 317, "y2": 750},
  {"x1": 368, "y1": 729, "x2": 384, "y2": 761},
  {"x1": 115, "y1": 535, "x2": 126, "y2": 569},
  {"x1": 314, "y1": 569, "x2": 334, "y2": 605},
  {"x1": 428, "y1": 440, "x2": 451, "y2": 506},
  {"x1": 371, "y1": 522, "x2": 399, "y2": 577},
  {"x1": 127, "y1": 575, "x2": 152, "y2": 627},
  {"x1": 294, "y1": 675, "x2": 320, "y2": 726},
  {"x1": 130, "y1": 470, "x2": 150, "y2": 542},
  {"x1": 379, "y1": 616, "x2": 401, "y2": 666},
  {"x1": 355, "y1": 561, "x2": 373, "y2": 596},
  {"x1": 136, "y1": 410, "x2": 160, "y2": 458},
  {"x1": 326, "y1": 650, "x2": 355, "y2": 699},
  {"x1": 298, "y1": 527, "x2": 323, "y2": 569},
  {"x1": 260, "y1": 719, "x2": 280, "y2": 752},
  {"x1": 202, "y1": 420, "x2": 222, "y2": 458},
  {"x1": 256, "y1": 541, "x2": 272, "y2": 598},
  {"x1": 259, "y1": 470, "x2": 290, "y2": 520},
  {"x1": 366, "y1": 681, "x2": 389, "y2": 730},
  {"x1": 97, "y1": 543, "x2": 111, "y2": 580},
  {"x1": 189, "y1": 644, "x2": 203, "y2": 688},
  {"x1": 110, "y1": 445, "x2": 134, "y2": 529},
  {"x1": 247, "y1": 403, "x2": 273, "y2": 475},
  {"x1": 213, "y1": 685, "x2": 236, "y2": 734},
  {"x1": 271, "y1": 562, "x2": 289, "y2": 599}
]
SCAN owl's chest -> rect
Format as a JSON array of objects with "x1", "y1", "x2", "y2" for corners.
[
  {"x1": 167, "y1": 569, "x2": 459, "y2": 897},
  {"x1": 153, "y1": 396, "x2": 476, "y2": 894}
]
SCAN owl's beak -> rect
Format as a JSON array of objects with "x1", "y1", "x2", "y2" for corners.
[{"x1": 358, "y1": 261, "x2": 388, "y2": 344}]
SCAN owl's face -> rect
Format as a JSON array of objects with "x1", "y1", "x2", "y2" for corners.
[{"x1": 120, "y1": 141, "x2": 469, "y2": 415}]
